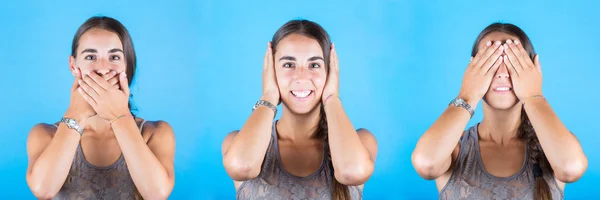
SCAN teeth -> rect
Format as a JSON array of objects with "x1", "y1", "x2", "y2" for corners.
[
  {"x1": 292, "y1": 90, "x2": 311, "y2": 98},
  {"x1": 495, "y1": 87, "x2": 511, "y2": 91}
]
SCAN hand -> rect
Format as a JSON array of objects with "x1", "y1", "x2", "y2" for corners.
[
  {"x1": 503, "y1": 39, "x2": 543, "y2": 101},
  {"x1": 322, "y1": 43, "x2": 339, "y2": 103},
  {"x1": 458, "y1": 40, "x2": 505, "y2": 106},
  {"x1": 65, "y1": 67, "x2": 96, "y2": 124},
  {"x1": 261, "y1": 42, "x2": 280, "y2": 105},
  {"x1": 77, "y1": 71, "x2": 130, "y2": 121}
]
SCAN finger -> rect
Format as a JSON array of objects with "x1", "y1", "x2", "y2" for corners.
[
  {"x1": 107, "y1": 75, "x2": 119, "y2": 86},
  {"x1": 479, "y1": 43, "x2": 504, "y2": 72},
  {"x1": 504, "y1": 55, "x2": 519, "y2": 77},
  {"x1": 119, "y1": 71, "x2": 130, "y2": 96},
  {"x1": 512, "y1": 40, "x2": 535, "y2": 68},
  {"x1": 330, "y1": 43, "x2": 339, "y2": 72},
  {"x1": 472, "y1": 40, "x2": 492, "y2": 65},
  {"x1": 534, "y1": 54, "x2": 542, "y2": 75},
  {"x1": 475, "y1": 41, "x2": 502, "y2": 68},
  {"x1": 83, "y1": 74, "x2": 105, "y2": 95},
  {"x1": 102, "y1": 71, "x2": 118, "y2": 81},
  {"x1": 87, "y1": 72, "x2": 112, "y2": 90},
  {"x1": 77, "y1": 87, "x2": 97, "y2": 107},
  {"x1": 263, "y1": 42, "x2": 272, "y2": 71},
  {"x1": 503, "y1": 42, "x2": 522, "y2": 71},
  {"x1": 78, "y1": 79, "x2": 99, "y2": 100},
  {"x1": 485, "y1": 56, "x2": 503, "y2": 76}
]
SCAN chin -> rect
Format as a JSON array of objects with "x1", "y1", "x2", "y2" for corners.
[{"x1": 483, "y1": 96, "x2": 519, "y2": 110}]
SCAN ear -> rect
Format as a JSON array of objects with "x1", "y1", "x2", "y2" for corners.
[{"x1": 69, "y1": 55, "x2": 79, "y2": 77}]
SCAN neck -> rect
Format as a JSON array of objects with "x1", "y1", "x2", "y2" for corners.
[
  {"x1": 277, "y1": 104, "x2": 322, "y2": 142},
  {"x1": 479, "y1": 101, "x2": 523, "y2": 146},
  {"x1": 83, "y1": 115, "x2": 114, "y2": 138}
]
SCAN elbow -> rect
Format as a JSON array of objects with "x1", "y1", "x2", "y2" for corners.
[
  {"x1": 144, "y1": 187, "x2": 172, "y2": 200},
  {"x1": 223, "y1": 156, "x2": 260, "y2": 181},
  {"x1": 412, "y1": 152, "x2": 443, "y2": 180},
  {"x1": 554, "y1": 158, "x2": 588, "y2": 183},
  {"x1": 27, "y1": 174, "x2": 59, "y2": 199},
  {"x1": 334, "y1": 161, "x2": 374, "y2": 186},
  {"x1": 28, "y1": 179, "x2": 58, "y2": 199}
]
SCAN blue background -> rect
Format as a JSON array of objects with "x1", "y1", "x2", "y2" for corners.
[{"x1": 0, "y1": 0, "x2": 597, "y2": 199}]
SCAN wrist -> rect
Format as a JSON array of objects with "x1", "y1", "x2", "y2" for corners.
[
  {"x1": 64, "y1": 110, "x2": 88, "y2": 125},
  {"x1": 322, "y1": 94, "x2": 340, "y2": 107},
  {"x1": 456, "y1": 94, "x2": 479, "y2": 109},
  {"x1": 260, "y1": 95, "x2": 279, "y2": 106}
]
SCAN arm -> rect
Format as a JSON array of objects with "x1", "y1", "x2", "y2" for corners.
[
  {"x1": 222, "y1": 104, "x2": 275, "y2": 181},
  {"x1": 26, "y1": 123, "x2": 81, "y2": 199},
  {"x1": 411, "y1": 104, "x2": 471, "y2": 180},
  {"x1": 111, "y1": 119, "x2": 175, "y2": 200},
  {"x1": 523, "y1": 98, "x2": 587, "y2": 182},
  {"x1": 325, "y1": 97, "x2": 377, "y2": 186}
]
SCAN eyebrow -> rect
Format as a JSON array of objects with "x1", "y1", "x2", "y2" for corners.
[
  {"x1": 278, "y1": 56, "x2": 324, "y2": 61},
  {"x1": 81, "y1": 49, "x2": 97, "y2": 54},
  {"x1": 308, "y1": 56, "x2": 324, "y2": 61},
  {"x1": 80, "y1": 48, "x2": 123, "y2": 54},
  {"x1": 109, "y1": 48, "x2": 124, "y2": 53}
]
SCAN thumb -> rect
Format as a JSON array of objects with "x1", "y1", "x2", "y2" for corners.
[
  {"x1": 534, "y1": 54, "x2": 542, "y2": 74},
  {"x1": 119, "y1": 71, "x2": 130, "y2": 95}
]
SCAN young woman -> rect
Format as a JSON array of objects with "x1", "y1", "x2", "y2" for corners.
[
  {"x1": 25, "y1": 16, "x2": 175, "y2": 200},
  {"x1": 412, "y1": 23, "x2": 588, "y2": 200},
  {"x1": 222, "y1": 20, "x2": 378, "y2": 200}
]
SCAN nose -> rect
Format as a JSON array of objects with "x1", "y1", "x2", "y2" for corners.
[
  {"x1": 93, "y1": 59, "x2": 115, "y2": 75},
  {"x1": 496, "y1": 62, "x2": 510, "y2": 79},
  {"x1": 292, "y1": 66, "x2": 311, "y2": 83}
]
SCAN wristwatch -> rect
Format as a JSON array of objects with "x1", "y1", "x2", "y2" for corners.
[
  {"x1": 252, "y1": 100, "x2": 277, "y2": 115},
  {"x1": 449, "y1": 97, "x2": 474, "y2": 118},
  {"x1": 59, "y1": 117, "x2": 84, "y2": 135}
]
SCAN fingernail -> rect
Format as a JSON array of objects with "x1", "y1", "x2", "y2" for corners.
[
  {"x1": 515, "y1": 40, "x2": 520, "y2": 45},
  {"x1": 506, "y1": 39, "x2": 513, "y2": 44},
  {"x1": 494, "y1": 41, "x2": 501, "y2": 46},
  {"x1": 499, "y1": 45, "x2": 504, "y2": 50},
  {"x1": 486, "y1": 41, "x2": 492, "y2": 46}
]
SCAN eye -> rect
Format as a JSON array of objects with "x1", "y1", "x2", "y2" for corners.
[
  {"x1": 283, "y1": 63, "x2": 295, "y2": 68},
  {"x1": 84, "y1": 55, "x2": 96, "y2": 60},
  {"x1": 309, "y1": 63, "x2": 321, "y2": 68},
  {"x1": 110, "y1": 55, "x2": 121, "y2": 60}
]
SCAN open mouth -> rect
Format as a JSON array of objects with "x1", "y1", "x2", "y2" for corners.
[
  {"x1": 493, "y1": 86, "x2": 512, "y2": 92},
  {"x1": 291, "y1": 90, "x2": 313, "y2": 99}
]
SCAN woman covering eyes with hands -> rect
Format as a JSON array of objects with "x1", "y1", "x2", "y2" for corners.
[
  {"x1": 412, "y1": 23, "x2": 587, "y2": 200},
  {"x1": 222, "y1": 20, "x2": 378, "y2": 200},
  {"x1": 25, "y1": 16, "x2": 175, "y2": 200}
]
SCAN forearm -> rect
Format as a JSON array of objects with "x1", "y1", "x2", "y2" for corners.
[
  {"x1": 27, "y1": 124, "x2": 80, "y2": 198},
  {"x1": 324, "y1": 98, "x2": 373, "y2": 184},
  {"x1": 412, "y1": 105, "x2": 471, "y2": 177},
  {"x1": 524, "y1": 98, "x2": 587, "y2": 181},
  {"x1": 111, "y1": 117, "x2": 173, "y2": 199},
  {"x1": 223, "y1": 106, "x2": 275, "y2": 179}
]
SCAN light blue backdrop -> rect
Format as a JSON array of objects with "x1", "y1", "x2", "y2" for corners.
[{"x1": 0, "y1": 0, "x2": 597, "y2": 199}]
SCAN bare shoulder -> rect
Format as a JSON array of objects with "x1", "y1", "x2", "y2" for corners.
[
  {"x1": 28, "y1": 123, "x2": 58, "y2": 140},
  {"x1": 221, "y1": 130, "x2": 240, "y2": 155},
  {"x1": 139, "y1": 119, "x2": 175, "y2": 144},
  {"x1": 356, "y1": 128, "x2": 378, "y2": 161},
  {"x1": 356, "y1": 128, "x2": 377, "y2": 143}
]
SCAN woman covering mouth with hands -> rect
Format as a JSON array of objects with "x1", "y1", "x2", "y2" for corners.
[
  {"x1": 412, "y1": 23, "x2": 587, "y2": 200},
  {"x1": 222, "y1": 20, "x2": 378, "y2": 200},
  {"x1": 25, "y1": 16, "x2": 175, "y2": 200}
]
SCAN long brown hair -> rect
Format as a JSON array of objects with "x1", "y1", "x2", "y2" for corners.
[
  {"x1": 472, "y1": 23, "x2": 552, "y2": 200},
  {"x1": 271, "y1": 19, "x2": 350, "y2": 200}
]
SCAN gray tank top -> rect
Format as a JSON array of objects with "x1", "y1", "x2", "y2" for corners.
[
  {"x1": 52, "y1": 120, "x2": 146, "y2": 200},
  {"x1": 439, "y1": 124, "x2": 564, "y2": 200},
  {"x1": 236, "y1": 121, "x2": 363, "y2": 200}
]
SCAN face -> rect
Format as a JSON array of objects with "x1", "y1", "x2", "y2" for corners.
[
  {"x1": 480, "y1": 32, "x2": 520, "y2": 109},
  {"x1": 274, "y1": 34, "x2": 327, "y2": 114},
  {"x1": 69, "y1": 28, "x2": 126, "y2": 77}
]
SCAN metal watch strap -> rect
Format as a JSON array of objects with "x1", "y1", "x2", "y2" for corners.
[
  {"x1": 60, "y1": 117, "x2": 84, "y2": 135},
  {"x1": 252, "y1": 100, "x2": 277, "y2": 115},
  {"x1": 449, "y1": 97, "x2": 475, "y2": 119}
]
